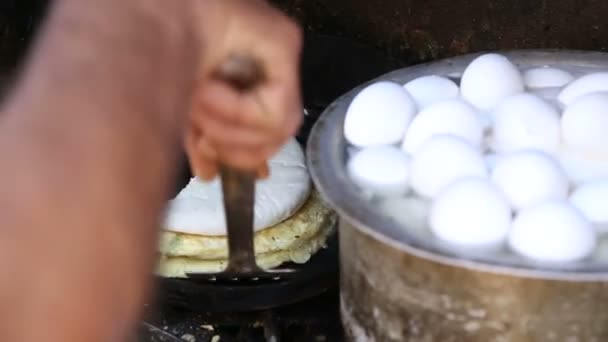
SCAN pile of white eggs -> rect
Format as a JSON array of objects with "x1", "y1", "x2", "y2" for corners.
[{"x1": 345, "y1": 53, "x2": 608, "y2": 265}]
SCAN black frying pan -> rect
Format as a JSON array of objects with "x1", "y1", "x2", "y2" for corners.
[{"x1": 156, "y1": 232, "x2": 338, "y2": 312}]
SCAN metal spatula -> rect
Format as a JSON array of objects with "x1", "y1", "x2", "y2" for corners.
[{"x1": 187, "y1": 55, "x2": 295, "y2": 283}]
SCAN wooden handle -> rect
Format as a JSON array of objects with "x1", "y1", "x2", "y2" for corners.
[{"x1": 215, "y1": 57, "x2": 263, "y2": 269}]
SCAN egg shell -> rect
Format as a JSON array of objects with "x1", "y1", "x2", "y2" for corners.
[
  {"x1": 410, "y1": 135, "x2": 488, "y2": 198},
  {"x1": 401, "y1": 99, "x2": 483, "y2": 154},
  {"x1": 561, "y1": 92, "x2": 608, "y2": 160},
  {"x1": 523, "y1": 67, "x2": 574, "y2": 89},
  {"x1": 484, "y1": 153, "x2": 502, "y2": 171},
  {"x1": 592, "y1": 236, "x2": 608, "y2": 263},
  {"x1": 344, "y1": 81, "x2": 416, "y2": 147},
  {"x1": 558, "y1": 147, "x2": 608, "y2": 185},
  {"x1": 529, "y1": 87, "x2": 564, "y2": 111},
  {"x1": 477, "y1": 112, "x2": 494, "y2": 133},
  {"x1": 403, "y1": 75, "x2": 459, "y2": 109},
  {"x1": 508, "y1": 200, "x2": 596, "y2": 263},
  {"x1": 491, "y1": 93, "x2": 560, "y2": 154},
  {"x1": 347, "y1": 145, "x2": 361, "y2": 159},
  {"x1": 570, "y1": 180, "x2": 608, "y2": 233},
  {"x1": 429, "y1": 177, "x2": 512, "y2": 248},
  {"x1": 347, "y1": 145, "x2": 411, "y2": 196},
  {"x1": 381, "y1": 196, "x2": 432, "y2": 237},
  {"x1": 491, "y1": 150, "x2": 569, "y2": 210},
  {"x1": 460, "y1": 53, "x2": 525, "y2": 111},
  {"x1": 558, "y1": 72, "x2": 608, "y2": 106}
]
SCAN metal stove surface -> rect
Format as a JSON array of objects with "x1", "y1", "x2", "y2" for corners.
[{"x1": 139, "y1": 289, "x2": 343, "y2": 342}]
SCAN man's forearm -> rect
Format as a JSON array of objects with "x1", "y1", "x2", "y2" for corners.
[{"x1": 1, "y1": 1, "x2": 198, "y2": 341}]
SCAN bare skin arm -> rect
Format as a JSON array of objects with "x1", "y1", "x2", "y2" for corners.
[
  {"x1": 0, "y1": 0, "x2": 301, "y2": 341},
  {"x1": 0, "y1": 1, "x2": 197, "y2": 341}
]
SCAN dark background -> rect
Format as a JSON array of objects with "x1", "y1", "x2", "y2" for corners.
[
  {"x1": 2, "y1": 0, "x2": 608, "y2": 71},
  {"x1": 271, "y1": 0, "x2": 608, "y2": 62},
  {"x1": 1, "y1": 1, "x2": 607, "y2": 341},
  {"x1": 3, "y1": 0, "x2": 605, "y2": 112}
]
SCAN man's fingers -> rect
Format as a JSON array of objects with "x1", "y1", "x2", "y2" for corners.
[
  {"x1": 254, "y1": 82, "x2": 302, "y2": 140},
  {"x1": 186, "y1": 1, "x2": 303, "y2": 178},
  {"x1": 197, "y1": 81, "x2": 276, "y2": 130},
  {"x1": 184, "y1": 120, "x2": 276, "y2": 179},
  {"x1": 194, "y1": 12, "x2": 303, "y2": 148},
  {"x1": 196, "y1": 81, "x2": 302, "y2": 139},
  {"x1": 253, "y1": 16, "x2": 303, "y2": 139},
  {"x1": 194, "y1": 112, "x2": 276, "y2": 147},
  {"x1": 214, "y1": 144, "x2": 276, "y2": 171},
  {"x1": 197, "y1": 16, "x2": 302, "y2": 136},
  {"x1": 195, "y1": 82, "x2": 242, "y2": 123},
  {"x1": 256, "y1": 163, "x2": 270, "y2": 179},
  {"x1": 184, "y1": 129, "x2": 219, "y2": 180},
  {"x1": 192, "y1": 157, "x2": 218, "y2": 181}
]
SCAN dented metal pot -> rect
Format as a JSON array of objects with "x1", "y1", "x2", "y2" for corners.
[{"x1": 307, "y1": 50, "x2": 608, "y2": 341}]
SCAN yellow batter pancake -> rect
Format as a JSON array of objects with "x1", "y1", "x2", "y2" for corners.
[
  {"x1": 157, "y1": 222, "x2": 335, "y2": 278},
  {"x1": 156, "y1": 191, "x2": 337, "y2": 278},
  {"x1": 159, "y1": 191, "x2": 335, "y2": 259}
]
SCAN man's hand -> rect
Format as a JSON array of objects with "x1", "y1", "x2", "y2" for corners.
[
  {"x1": 185, "y1": 0, "x2": 303, "y2": 180},
  {"x1": 0, "y1": 0, "x2": 302, "y2": 341}
]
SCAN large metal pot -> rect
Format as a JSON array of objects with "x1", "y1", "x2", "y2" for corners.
[{"x1": 307, "y1": 50, "x2": 608, "y2": 341}]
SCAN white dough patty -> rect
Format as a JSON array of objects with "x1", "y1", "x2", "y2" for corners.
[
  {"x1": 157, "y1": 191, "x2": 337, "y2": 278},
  {"x1": 164, "y1": 139, "x2": 311, "y2": 236}
]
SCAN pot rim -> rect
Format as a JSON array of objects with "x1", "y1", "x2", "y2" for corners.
[{"x1": 307, "y1": 49, "x2": 608, "y2": 281}]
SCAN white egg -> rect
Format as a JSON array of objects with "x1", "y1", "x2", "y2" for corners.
[
  {"x1": 570, "y1": 180, "x2": 608, "y2": 233},
  {"x1": 528, "y1": 87, "x2": 564, "y2": 111},
  {"x1": 558, "y1": 147, "x2": 608, "y2": 185},
  {"x1": 477, "y1": 112, "x2": 494, "y2": 133},
  {"x1": 490, "y1": 93, "x2": 560, "y2": 153},
  {"x1": 523, "y1": 67, "x2": 574, "y2": 88},
  {"x1": 484, "y1": 153, "x2": 502, "y2": 171},
  {"x1": 508, "y1": 200, "x2": 597, "y2": 263},
  {"x1": 410, "y1": 135, "x2": 488, "y2": 198},
  {"x1": 561, "y1": 92, "x2": 608, "y2": 160},
  {"x1": 347, "y1": 145, "x2": 360, "y2": 159},
  {"x1": 491, "y1": 150, "x2": 569, "y2": 210},
  {"x1": 381, "y1": 196, "x2": 432, "y2": 237},
  {"x1": 401, "y1": 99, "x2": 483, "y2": 154},
  {"x1": 403, "y1": 75, "x2": 459, "y2": 109},
  {"x1": 558, "y1": 72, "x2": 608, "y2": 106},
  {"x1": 429, "y1": 177, "x2": 512, "y2": 248},
  {"x1": 460, "y1": 53, "x2": 525, "y2": 111},
  {"x1": 347, "y1": 145, "x2": 411, "y2": 196},
  {"x1": 592, "y1": 236, "x2": 608, "y2": 263},
  {"x1": 344, "y1": 81, "x2": 417, "y2": 147}
]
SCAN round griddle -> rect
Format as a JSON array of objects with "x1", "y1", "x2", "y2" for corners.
[{"x1": 157, "y1": 232, "x2": 338, "y2": 313}]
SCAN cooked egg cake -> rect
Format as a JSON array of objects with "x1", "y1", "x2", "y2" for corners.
[
  {"x1": 157, "y1": 191, "x2": 336, "y2": 278},
  {"x1": 156, "y1": 139, "x2": 336, "y2": 278}
]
